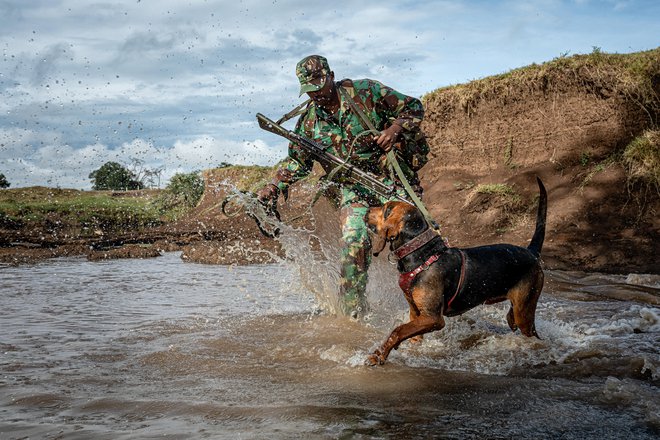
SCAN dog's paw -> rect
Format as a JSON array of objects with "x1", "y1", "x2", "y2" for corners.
[
  {"x1": 364, "y1": 354, "x2": 380, "y2": 366},
  {"x1": 365, "y1": 350, "x2": 385, "y2": 366}
]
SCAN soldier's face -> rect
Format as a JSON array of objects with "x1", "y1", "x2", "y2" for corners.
[{"x1": 307, "y1": 73, "x2": 335, "y2": 107}]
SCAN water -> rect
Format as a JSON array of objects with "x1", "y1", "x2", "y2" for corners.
[{"x1": 1, "y1": 252, "x2": 658, "y2": 439}]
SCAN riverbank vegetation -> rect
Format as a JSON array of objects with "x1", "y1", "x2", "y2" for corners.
[
  {"x1": 0, "y1": 166, "x2": 275, "y2": 239},
  {"x1": 423, "y1": 47, "x2": 660, "y2": 123},
  {"x1": 0, "y1": 187, "x2": 164, "y2": 235},
  {"x1": 623, "y1": 129, "x2": 660, "y2": 191},
  {"x1": 202, "y1": 164, "x2": 274, "y2": 193}
]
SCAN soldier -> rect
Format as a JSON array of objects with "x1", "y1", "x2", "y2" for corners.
[{"x1": 258, "y1": 55, "x2": 429, "y2": 319}]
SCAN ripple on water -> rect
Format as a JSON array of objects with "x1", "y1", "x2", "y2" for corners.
[{"x1": 1, "y1": 253, "x2": 658, "y2": 438}]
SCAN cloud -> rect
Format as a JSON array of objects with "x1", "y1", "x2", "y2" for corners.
[
  {"x1": 1, "y1": 0, "x2": 658, "y2": 189},
  {"x1": 0, "y1": 124, "x2": 286, "y2": 189},
  {"x1": 30, "y1": 43, "x2": 71, "y2": 86}
]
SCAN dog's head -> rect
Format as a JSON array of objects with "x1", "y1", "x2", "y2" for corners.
[{"x1": 367, "y1": 201, "x2": 426, "y2": 256}]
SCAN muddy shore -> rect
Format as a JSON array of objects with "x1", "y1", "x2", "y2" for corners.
[{"x1": 2, "y1": 50, "x2": 658, "y2": 274}]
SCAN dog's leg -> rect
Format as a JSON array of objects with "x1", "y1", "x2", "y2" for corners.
[
  {"x1": 507, "y1": 265, "x2": 544, "y2": 338},
  {"x1": 405, "y1": 297, "x2": 424, "y2": 345},
  {"x1": 506, "y1": 305, "x2": 518, "y2": 332},
  {"x1": 366, "y1": 314, "x2": 445, "y2": 366},
  {"x1": 521, "y1": 268, "x2": 544, "y2": 339}
]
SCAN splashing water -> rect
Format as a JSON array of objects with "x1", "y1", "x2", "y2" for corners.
[
  {"x1": 2, "y1": 190, "x2": 658, "y2": 438},
  {"x1": 1, "y1": 252, "x2": 658, "y2": 438}
]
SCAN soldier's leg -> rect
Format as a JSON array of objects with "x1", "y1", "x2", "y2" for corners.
[{"x1": 338, "y1": 202, "x2": 372, "y2": 318}]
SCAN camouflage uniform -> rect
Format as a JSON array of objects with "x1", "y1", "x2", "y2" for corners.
[{"x1": 272, "y1": 55, "x2": 428, "y2": 317}]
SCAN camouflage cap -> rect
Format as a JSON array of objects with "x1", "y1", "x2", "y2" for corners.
[{"x1": 296, "y1": 55, "x2": 330, "y2": 96}]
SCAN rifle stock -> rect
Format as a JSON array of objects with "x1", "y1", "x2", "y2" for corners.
[{"x1": 256, "y1": 113, "x2": 405, "y2": 202}]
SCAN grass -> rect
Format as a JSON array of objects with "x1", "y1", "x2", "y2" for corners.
[
  {"x1": 503, "y1": 137, "x2": 519, "y2": 169},
  {"x1": 475, "y1": 183, "x2": 517, "y2": 196},
  {"x1": 422, "y1": 47, "x2": 660, "y2": 122},
  {"x1": 204, "y1": 164, "x2": 275, "y2": 193},
  {"x1": 453, "y1": 181, "x2": 475, "y2": 191},
  {"x1": 623, "y1": 129, "x2": 660, "y2": 192},
  {"x1": 578, "y1": 130, "x2": 659, "y2": 191},
  {"x1": 0, "y1": 187, "x2": 164, "y2": 233},
  {"x1": 578, "y1": 148, "x2": 630, "y2": 190},
  {"x1": 579, "y1": 162, "x2": 608, "y2": 189},
  {"x1": 473, "y1": 183, "x2": 528, "y2": 232}
]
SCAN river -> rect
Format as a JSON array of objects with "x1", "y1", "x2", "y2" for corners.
[{"x1": 1, "y1": 249, "x2": 658, "y2": 439}]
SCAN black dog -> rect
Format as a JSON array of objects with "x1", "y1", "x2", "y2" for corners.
[{"x1": 365, "y1": 178, "x2": 547, "y2": 366}]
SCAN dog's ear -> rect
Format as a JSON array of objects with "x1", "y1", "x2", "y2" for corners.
[{"x1": 371, "y1": 203, "x2": 394, "y2": 257}]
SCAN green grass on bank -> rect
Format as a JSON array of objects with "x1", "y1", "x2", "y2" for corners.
[
  {"x1": 623, "y1": 129, "x2": 660, "y2": 191},
  {"x1": 423, "y1": 47, "x2": 660, "y2": 121},
  {"x1": 0, "y1": 166, "x2": 277, "y2": 234},
  {"x1": 0, "y1": 187, "x2": 164, "y2": 233}
]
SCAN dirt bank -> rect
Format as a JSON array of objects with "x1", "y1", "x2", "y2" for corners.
[
  {"x1": 185, "y1": 49, "x2": 659, "y2": 274},
  {"x1": 416, "y1": 49, "x2": 659, "y2": 273},
  {"x1": 2, "y1": 49, "x2": 658, "y2": 273}
]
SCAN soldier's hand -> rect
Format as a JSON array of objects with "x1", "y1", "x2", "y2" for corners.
[
  {"x1": 375, "y1": 124, "x2": 403, "y2": 152},
  {"x1": 256, "y1": 183, "x2": 279, "y2": 204}
]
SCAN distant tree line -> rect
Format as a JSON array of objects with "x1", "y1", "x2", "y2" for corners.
[
  {"x1": 3, "y1": 161, "x2": 209, "y2": 210},
  {"x1": 89, "y1": 161, "x2": 144, "y2": 190},
  {"x1": 88, "y1": 159, "x2": 228, "y2": 192},
  {"x1": 88, "y1": 160, "x2": 205, "y2": 208}
]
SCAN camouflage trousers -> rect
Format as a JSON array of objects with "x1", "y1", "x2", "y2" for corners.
[
  {"x1": 337, "y1": 182, "x2": 412, "y2": 318},
  {"x1": 338, "y1": 201, "x2": 371, "y2": 318}
]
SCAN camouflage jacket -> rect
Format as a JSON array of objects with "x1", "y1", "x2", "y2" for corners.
[{"x1": 273, "y1": 78, "x2": 426, "y2": 193}]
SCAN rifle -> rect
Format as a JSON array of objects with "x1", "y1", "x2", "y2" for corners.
[{"x1": 256, "y1": 113, "x2": 407, "y2": 203}]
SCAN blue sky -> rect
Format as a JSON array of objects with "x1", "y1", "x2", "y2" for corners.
[{"x1": 1, "y1": 0, "x2": 658, "y2": 189}]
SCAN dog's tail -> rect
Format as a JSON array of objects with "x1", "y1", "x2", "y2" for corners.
[{"x1": 527, "y1": 177, "x2": 547, "y2": 258}]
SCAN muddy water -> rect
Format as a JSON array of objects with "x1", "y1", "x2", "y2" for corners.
[{"x1": 1, "y1": 251, "x2": 659, "y2": 439}]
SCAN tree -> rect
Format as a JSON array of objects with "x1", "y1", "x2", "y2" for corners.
[
  {"x1": 0, "y1": 173, "x2": 9, "y2": 188},
  {"x1": 143, "y1": 167, "x2": 164, "y2": 189},
  {"x1": 89, "y1": 161, "x2": 144, "y2": 190},
  {"x1": 166, "y1": 171, "x2": 204, "y2": 207},
  {"x1": 153, "y1": 171, "x2": 205, "y2": 214}
]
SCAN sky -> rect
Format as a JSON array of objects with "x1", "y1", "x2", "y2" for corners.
[{"x1": 1, "y1": 0, "x2": 658, "y2": 189}]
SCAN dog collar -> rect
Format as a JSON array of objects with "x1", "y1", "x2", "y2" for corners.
[{"x1": 392, "y1": 227, "x2": 441, "y2": 260}]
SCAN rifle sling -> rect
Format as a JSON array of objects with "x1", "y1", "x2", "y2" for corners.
[{"x1": 277, "y1": 98, "x2": 312, "y2": 125}]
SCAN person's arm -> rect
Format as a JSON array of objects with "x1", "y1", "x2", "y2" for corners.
[
  {"x1": 371, "y1": 81, "x2": 424, "y2": 151},
  {"x1": 376, "y1": 81, "x2": 425, "y2": 131},
  {"x1": 258, "y1": 110, "x2": 315, "y2": 201}
]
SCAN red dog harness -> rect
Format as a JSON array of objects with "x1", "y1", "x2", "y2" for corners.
[
  {"x1": 398, "y1": 249, "x2": 467, "y2": 311},
  {"x1": 398, "y1": 254, "x2": 439, "y2": 294}
]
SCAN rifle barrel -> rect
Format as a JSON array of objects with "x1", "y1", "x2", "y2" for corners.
[{"x1": 256, "y1": 113, "x2": 405, "y2": 202}]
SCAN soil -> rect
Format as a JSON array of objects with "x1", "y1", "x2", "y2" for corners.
[
  {"x1": 417, "y1": 65, "x2": 659, "y2": 274},
  {"x1": 2, "y1": 53, "x2": 658, "y2": 274}
]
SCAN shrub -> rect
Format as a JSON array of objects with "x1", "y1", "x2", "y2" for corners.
[
  {"x1": 154, "y1": 171, "x2": 205, "y2": 215},
  {"x1": 623, "y1": 129, "x2": 660, "y2": 191},
  {"x1": 168, "y1": 171, "x2": 205, "y2": 207},
  {"x1": 0, "y1": 173, "x2": 10, "y2": 189},
  {"x1": 475, "y1": 183, "x2": 516, "y2": 195}
]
